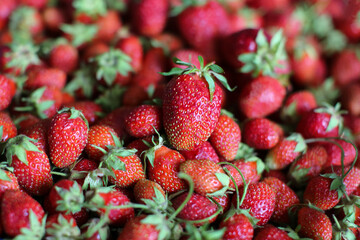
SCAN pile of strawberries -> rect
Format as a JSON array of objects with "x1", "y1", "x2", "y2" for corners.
[{"x1": 1, "y1": 0, "x2": 360, "y2": 239}]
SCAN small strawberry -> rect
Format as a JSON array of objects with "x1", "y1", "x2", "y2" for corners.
[
  {"x1": 242, "y1": 118, "x2": 283, "y2": 150},
  {"x1": 171, "y1": 49, "x2": 204, "y2": 69},
  {"x1": 48, "y1": 107, "x2": 89, "y2": 168},
  {"x1": 254, "y1": 224, "x2": 292, "y2": 240},
  {"x1": 232, "y1": 182, "x2": 276, "y2": 225},
  {"x1": 115, "y1": 35, "x2": 143, "y2": 73},
  {"x1": 124, "y1": 104, "x2": 162, "y2": 138},
  {"x1": 162, "y1": 56, "x2": 233, "y2": 151},
  {"x1": 209, "y1": 110, "x2": 241, "y2": 161},
  {"x1": 45, "y1": 213, "x2": 80, "y2": 239},
  {"x1": 4, "y1": 135, "x2": 53, "y2": 196},
  {"x1": 42, "y1": 7, "x2": 65, "y2": 32},
  {"x1": 265, "y1": 133, "x2": 306, "y2": 170},
  {"x1": 297, "y1": 103, "x2": 346, "y2": 139},
  {"x1": 1, "y1": 190, "x2": 45, "y2": 238},
  {"x1": 281, "y1": 90, "x2": 317, "y2": 122},
  {"x1": 117, "y1": 214, "x2": 161, "y2": 240},
  {"x1": 219, "y1": 212, "x2": 254, "y2": 240},
  {"x1": 262, "y1": 177, "x2": 299, "y2": 223},
  {"x1": 25, "y1": 67, "x2": 67, "y2": 90},
  {"x1": 94, "y1": 10, "x2": 122, "y2": 43},
  {"x1": 321, "y1": 139, "x2": 357, "y2": 168},
  {"x1": 0, "y1": 111, "x2": 17, "y2": 142},
  {"x1": 131, "y1": 0, "x2": 169, "y2": 37},
  {"x1": 0, "y1": 169, "x2": 20, "y2": 198},
  {"x1": 0, "y1": 75, "x2": 16, "y2": 111},
  {"x1": 180, "y1": 141, "x2": 220, "y2": 163},
  {"x1": 133, "y1": 179, "x2": 165, "y2": 205},
  {"x1": 297, "y1": 207, "x2": 332, "y2": 240},
  {"x1": 49, "y1": 43, "x2": 79, "y2": 74},
  {"x1": 238, "y1": 75, "x2": 286, "y2": 118},
  {"x1": 331, "y1": 49, "x2": 360, "y2": 87}
]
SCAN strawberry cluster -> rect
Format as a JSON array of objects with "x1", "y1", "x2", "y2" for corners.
[{"x1": 0, "y1": 0, "x2": 360, "y2": 239}]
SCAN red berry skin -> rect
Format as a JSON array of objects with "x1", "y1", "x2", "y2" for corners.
[
  {"x1": 163, "y1": 74, "x2": 222, "y2": 151},
  {"x1": 64, "y1": 101, "x2": 102, "y2": 126},
  {"x1": 0, "y1": 75, "x2": 15, "y2": 110},
  {"x1": 254, "y1": 224, "x2": 292, "y2": 240},
  {"x1": 0, "y1": 170, "x2": 20, "y2": 198},
  {"x1": 133, "y1": 179, "x2": 165, "y2": 205},
  {"x1": 171, "y1": 192, "x2": 218, "y2": 227},
  {"x1": 232, "y1": 182, "x2": 276, "y2": 226},
  {"x1": 117, "y1": 215, "x2": 159, "y2": 240},
  {"x1": 219, "y1": 213, "x2": 254, "y2": 240},
  {"x1": 50, "y1": 44, "x2": 79, "y2": 74},
  {"x1": 321, "y1": 139, "x2": 356, "y2": 168},
  {"x1": 265, "y1": 139, "x2": 301, "y2": 170},
  {"x1": 180, "y1": 141, "x2": 220, "y2": 163},
  {"x1": 72, "y1": 158, "x2": 98, "y2": 187},
  {"x1": 1, "y1": 190, "x2": 45, "y2": 237},
  {"x1": 125, "y1": 105, "x2": 162, "y2": 138},
  {"x1": 85, "y1": 125, "x2": 118, "y2": 161},
  {"x1": 48, "y1": 111, "x2": 88, "y2": 168},
  {"x1": 331, "y1": 49, "x2": 360, "y2": 87},
  {"x1": 282, "y1": 90, "x2": 317, "y2": 120},
  {"x1": 225, "y1": 159, "x2": 261, "y2": 188},
  {"x1": 21, "y1": 118, "x2": 50, "y2": 152},
  {"x1": 210, "y1": 114, "x2": 241, "y2": 161},
  {"x1": 115, "y1": 35, "x2": 143, "y2": 73},
  {"x1": 242, "y1": 118, "x2": 283, "y2": 150},
  {"x1": 238, "y1": 76, "x2": 286, "y2": 118},
  {"x1": 0, "y1": 111, "x2": 17, "y2": 142},
  {"x1": 297, "y1": 207, "x2": 332, "y2": 240},
  {"x1": 25, "y1": 67, "x2": 67, "y2": 90},
  {"x1": 171, "y1": 49, "x2": 204, "y2": 69}
]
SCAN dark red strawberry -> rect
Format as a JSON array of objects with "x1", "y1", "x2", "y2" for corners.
[
  {"x1": 331, "y1": 49, "x2": 360, "y2": 87},
  {"x1": 0, "y1": 75, "x2": 15, "y2": 111},
  {"x1": 281, "y1": 90, "x2": 317, "y2": 122},
  {"x1": 297, "y1": 207, "x2": 332, "y2": 240},
  {"x1": 70, "y1": 158, "x2": 99, "y2": 187},
  {"x1": 115, "y1": 35, "x2": 143, "y2": 73},
  {"x1": 321, "y1": 139, "x2": 357, "y2": 168},
  {"x1": 117, "y1": 214, "x2": 161, "y2": 240},
  {"x1": 48, "y1": 108, "x2": 88, "y2": 168},
  {"x1": 64, "y1": 101, "x2": 102, "y2": 125},
  {"x1": 242, "y1": 118, "x2": 283, "y2": 150},
  {"x1": 0, "y1": 111, "x2": 17, "y2": 142},
  {"x1": 49, "y1": 43, "x2": 79, "y2": 74},
  {"x1": 0, "y1": 169, "x2": 19, "y2": 198},
  {"x1": 14, "y1": 113, "x2": 40, "y2": 131},
  {"x1": 171, "y1": 49, "x2": 204, "y2": 69},
  {"x1": 219, "y1": 212, "x2": 254, "y2": 240},
  {"x1": 25, "y1": 67, "x2": 67, "y2": 90},
  {"x1": 254, "y1": 224, "x2": 292, "y2": 240},
  {"x1": 180, "y1": 141, "x2": 220, "y2": 163}
]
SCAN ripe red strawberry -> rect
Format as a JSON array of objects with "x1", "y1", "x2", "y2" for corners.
[
  {"x1": 331, "y1": 49, "x2": 360, "y2": 87},
  {"x1": 21, "y1": 118, "x2": 50, "y2": 152},
  {"x1": 4, "y1": 135, "x2": 53, "y2": 196},
  {"x1": 93, "y1": 10, "x2": 122, "y2": 43},
  {"x1": 289, "y1": 145, "x2": 328, "y2": 186},
  {"x1": 242, "y1": 118, "x2": 283, "y2": 150},
  {"x1": 82, "y1": 41, "x2": 110, "y2": 62},
  {"x1": 42, "y1": 7, "x2": 65, "y2": 32},
  {"x1": 265, "y1": 133, "x2": 306, "y2": 170},
  {"x1": 126, "y1": 136, "x2": 152, "y2": 159},
  {"x1": 232, "y1": 182, "x2": 276, "y2": 225},
  {"x1": 0, "y1": 111, "x2": 17, "y2": 142},
  {"x1": 45, "y1": 213, "x2": 80, "y2": 239},
  {"x1": 224, "y1": 157, "x2": 264, "y2": 188},
  {"x1": 70, "y1": 158, "x2": 99, "y2": 187},
  {"x1": 131, "y1": 0, "x2": 168, "y2": 37},
  {"x1": 321, "y1": 139, "x2": 356, "y2": 168},
  {"x1": 49, "y1": 44, "x2": 79, "y2": 74},
  {"x1": 88, "y1": 188, "x2": 135, "y2": 226},
  {"x1": 133, "y1": 179, "x2": 166, "y2": 204},
  {"x1": 281, "y1": 90, "x2": 317, "y2": 122},
  {"x1": 162, "y1": 57, "x2": 232, "y2": 151},
  {"x1": 115, "y1": 35, "x2": 143, "y2": 73},
  {"x1": 0, "y1": 169, "x2": 20, "y2": 198},
  {"x1": 1, "y1": 190, "x2": 45, "y2": 238},
  {"x1": 124, "y1": 105, "x2": 162, "y2": 138},
  {"x1": 0, "y1": 75, "x2": 16, "y2": 111},
  {"x1": 219, "y1": 213, "x2": 254, "y2": 240},
  {"x1": 180, "y1": 141, "x2": 220, "y2": 163},
  {"x1": 322, "y1": 166, "x2": 360, "y2": 196},
  {"x1": 0, "y1": 0, "x2": 17, "y2": 30},
  {"x1": 48, "y1": 108, "x2": 89, "y2": 168},
  {"x1": 25, "y1": 67, "x2": 67, "y2": 90},
  {"x1": 171, "y1": 192, "x2": 219, "y2": 226},
  {"x1": 117, "y1": 215, "x2": 160, "y2": 240},
  {"x1": 85, "y1": 124, "x2": 119, "y2": 161},
  {"x1": 262, "y1": 177, "x2": 299, "y2": 223},
  {"x1": 64, "y1": 101, "x2": 102, "y2": 125},
  {"x1": 238, "y1": 76, "x2": 286, "y2": 118},
  {"x1": 122, "y1": 85, "x2": 149, "y2": 107},
  {"x1": 296, "y1": 103, "x2": 345, "y2": 139},
  {"x1": 171, "y1": 49, "x2": 204, "y2": 69},
  {"x1": 297, "y1": 207, "x2": 332, "y2": 240},
  {"x1": 180, "y1": 159, "x2": 229, "y2": 196},
  {"x1": 263, "y1": 169, "x2": 288, "y2": 183},
  {"x1": 209, "y1": 111, "x2": 241, "y2": 161},
  {"x1": 254, "y1": 224, "x2": 292, "y2": 240}
]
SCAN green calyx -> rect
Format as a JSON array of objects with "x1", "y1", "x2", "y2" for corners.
[
  {"x1": 14, "y1": 210, "x2": 46, "y2": 240},
  {"x1": 3, "y1": 135, "x2": 41, "y2": 166},
  {"x1": 64, "y1": 67, "x2": 97, "y2": 99},
  {"x1": 332, "y1": 214, "x2": 358, "y2": 240},
  {"x1": 61, "y1": 23, "x2": 98, "y2": 47},
  {"x1": 92, "y1": 48, "x2": 133, "y2": 86},
  {"x1": 95, "y1": 85, "x2": 126, "y2": 113},
  {"x1": 142, "y1": 130, "x2": 165, "y2": 168},
  {"x1": 238, "y1": 29, "x2": 288, "y2": 79},
  {"x1": 73, "y1": 0, "x2": 107, "y2": 19},
  {"x1": 183, "y1": 223, "x2": 225, "y2": 240},
  {"x1": 15, "y1": 87, "x2": 54, "y2": 119},
  {"x1": 235, "y1": 143, "x2": 256, "y2": 161},
  {"x1": 309, "y1": 78, "x2": 340, "y2": 105},
  {"x1": 55, "y1": 181, "x2": 85, "y2": 214},
  {"x1": 5, "y1": 42, "x2": 40, "y2": 74},
  {"x1": 9, "y1": 6, "x2": 37, "y2": 42},
  {"x1": 45, "y1": 214, "x2": 81, "y2": 239},
  {"x1": 286, "y1": 133, "x2": 307, "y2": 153},
  {"x1": 314, "y1": 102, "x2": 346, "y2": 133},
  {"x1": 279, "y1": 225, "x2": 312, "y2": 240},
  {"x1": 58, "y1": 107, "x2": 89, "y2": 129},
  {"x1": 161, "y1": 56, "x2": 234, "y2": 101}
]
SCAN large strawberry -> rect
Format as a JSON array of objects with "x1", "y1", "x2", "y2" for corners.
[
  {"x1": 297, "y1": 207, "x2": 332, "y2": 240},
  {"x1": 48, "y1": 107, "x2": 89, "y2": 168},
  {"x1": 162, "y1": 56, "x2": 233, "y2": 151}
]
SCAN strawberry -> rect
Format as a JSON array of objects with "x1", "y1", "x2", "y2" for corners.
[
  {"x1": 263, "y1": 169, "x2": 288, "y2": 183},
  {"x1": 49, "y1": 43, "x2": 79, "y2": 74},
  {"x1": 133, "y1": 179, "x2": 165, "y2": 204},
  {"x1": 322, "y1": 166, "x2": 360, "y2": 196},
  {"x1": 42, "y1": 7, "x2": 65, "y2": 32},
  {"x1": 25, "y1": 67, "x2": 67, "y2": 90},
  {"x1": 281, "y1": 90, "x2": 317, "y2": 122},
  {"x1": 0, "y1": 169, "x2": 19, "y2": 198},
  {"x1": 209, "y1": 110, "x2": 241, "y2": 161},
  {"x1": 82, "y1": 41, "x2": 110, "y2": 62},
  {"x1": 219, "y1": 212, "x2": 254, "y2": 240},
  {"x1": 0, "y1": 111, "x2": 17, "y2": 142},
  {"x1": 180, "y1": 141, "x2": 220, "y2": 163},
  {"x1": 238, "y1": 76, "x2": 286, "y2": 118},
  {"x1": 262, "y1": 177, "x2": 299, "y2": 223},
  {"x1": 124, "y1": 105, "x2": 162, "y2": 138},
  {"x1": 64, "y1": 101, "x2": 102, "y2": 126},
  {"x1": 14, "y1": 113, "x2": 40, "y2": 131},
  {"x1": 126, "y1": 136, "x2": 152, "y2": 159},
  {"x1": 117, "y1": 215, "x2": 160, "y2": 240},
  {"x1": 131, "y1": 0, "x2": 168, "y2": 37},
  {"x1": 288, "y1": 145, "x2": 328, "y2": 186},
  {"x1": 321, "y1": 139, "x2": 357, "y2": 168},
  {"x1": 0, "y1": 0, "x2": 17, "y2": 30},
  {"x1": 171, "y1": 49, "x2": 204, "y2": 69},
  {"x1": 87, "y1": 188, "x2": 135, "y2": 226},
  {"x1": 0, "y1": 75, "x2": 15, "y2": 111},
  {"x1": 296, "y1": 103, "x2": 345, "y2": 139},
  {"x1": 8, "y1": 6, "x2": 44, "y2": 37},
  {"x1": 254, "y1": 224, "x2": 292, "y2": 240},
  {"x1": 265, "y1": 133, "x2": 306, "y2": 170},
  {"x1": 297, "y1": 207, "x2": 332, "y2": 240},
  {"x1": 171, "y1": 191, "x2": 219, "y2": 226},
  {"x1": 92, "y1": 10, "x2": 121, "y2": 42},
  {"x1": 232, "y1": 182, "x2": 276, "y2": 225},
  {"x1": 48, "y1": 108, "x2": 89, "y2": 168},
  {"x1": 45, "y1": 213, "x2": 80, "y2": 239},
  {"x1": 21, "y1": 118, "x2": 50, "y2": 152},
  {"x1": 70, "y1": 158, "x2": 99, "y2": 187},
  {"x1": 1, "y1": 190, "x2": 45, "y2": 238},
  {"x1": 4, "y1": 135, "x2": 53, "y2": 196},
  {"x1": 331, "y1": 49, "x2": 360, "y2": 87},
  {"x1": 122, "y1": 85, "x2": 149, "y2": 107},
  {"x1": 242, "y1": 118, "x2": 283, "y2": 150},
  {"x1": 115, "y1": 35, "x2": 143, "y2": 73},
  {"x1": 162, "y1": 56, "x2": 232, "y2": 151},
  {"x1": 85, "y1": 124, "x2": 119, "y2": 161}
]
